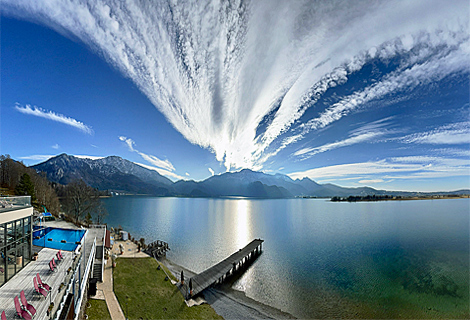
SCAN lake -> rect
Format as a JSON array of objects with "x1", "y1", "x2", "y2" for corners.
[{"x1": 102, "y1": 196, "x2": 469, "y2": 318}]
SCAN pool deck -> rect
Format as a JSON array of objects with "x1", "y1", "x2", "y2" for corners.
[
  {"x1": 1, "y1": 220, "x2": 105, "y2": 319},
  {"x1": 0, "y1": 248, "x2": 74, "y2": 319}
]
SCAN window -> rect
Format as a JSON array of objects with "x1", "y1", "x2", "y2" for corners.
[{"x1": 0, "y1": 216, "x2": 32, "y2": 287}]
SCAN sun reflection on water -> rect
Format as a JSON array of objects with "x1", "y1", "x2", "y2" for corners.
[{"x1": 234, "y1": 199, "x2": 251, "y2": 250}]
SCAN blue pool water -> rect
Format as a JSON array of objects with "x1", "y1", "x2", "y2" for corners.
[{"x1": 33, "y1": 227, "x2": 86, "y2": 251}]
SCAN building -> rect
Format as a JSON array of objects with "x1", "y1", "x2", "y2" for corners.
[
  {"x1": 0, "y1": 196, "x2": 105, "y2": 320},
  {"x1": 0, "y1": 196, "x2": 33, "y2": 287}
]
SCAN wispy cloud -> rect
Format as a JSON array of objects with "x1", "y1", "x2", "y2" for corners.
[
  {"x1": 294, "y1": 131, "x2": 383, "y2": 158},
  {"x1": 399, "y1": 122, "x2": 470, "y2": 145},
  {"x1": 359, "y1": 179, "x2": 384, "y2": 184},
  {"x1": 294, "y1": 118, "x2": 394, "y2": 159},
  {"x1": 3, "y1": 1, "x2": 468, "y2": 170},
  {"x1": 52, "y1": 144, "x2": 60, "y2": 150},
  {"x1": 135, "y1": 162, "x2": 185, "y2": 180},
  {"x1": 288, "y1": 156, "x2": 470, "y2": 183},
  {"x1": 18, "y1": 154, "x2": 104, "y2": 162},
  {"x1": 18, "y1": 155, "x2": 54, "y2": 161},
  {"x1": 15, "y1": 103, "x2": 93, "y2": 135},
  {"x1": 119, "y1": 136, "x2": 178, "y2": 179},
  {"x1": 208, "y1": 168, "x2": 215, "y2": 176}
]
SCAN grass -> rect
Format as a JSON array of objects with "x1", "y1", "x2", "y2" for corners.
[
  {"x1": 86, "y1": 299, "x2": 112, "y2": 320},
  {"x1": 114, "y1": 257, "x2": 223, "y2": 319}
]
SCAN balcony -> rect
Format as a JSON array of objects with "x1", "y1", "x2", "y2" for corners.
[{"x1": 0, "y1": 196, "x2": 31, "y2": 213}]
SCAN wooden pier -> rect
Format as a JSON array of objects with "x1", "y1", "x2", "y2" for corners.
[{"x1": 185, "y1": 239, "x2": 263, "y2": 298}]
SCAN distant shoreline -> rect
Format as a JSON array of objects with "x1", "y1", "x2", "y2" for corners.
[{"x1": 329, "y1": 194, "x2": 470, "y2": 202}]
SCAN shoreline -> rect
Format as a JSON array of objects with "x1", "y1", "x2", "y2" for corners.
[
  {"x1": 161, "y1": 257, "x2": 296, "y2": 319},
  {"x1": 329, "y1": 195, "x2": 470, "y2": 202}
]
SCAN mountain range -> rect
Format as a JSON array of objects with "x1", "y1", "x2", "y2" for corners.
[{"x1": 32, "y1": 154, "x2": 469, "y2": 198}]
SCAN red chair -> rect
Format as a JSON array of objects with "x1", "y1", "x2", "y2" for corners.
[
  {"x1": 20, "y1": 291, "x2": 36, "y2": 317},
  {"x1": 37, "y1": 273, "x2": 51, "y2": 291},
  {"x1": 33, "y1": 277, "x2": 48, "y2": 298},
  {"x1": 48, "y1": 260, "x2": 55, "y2": 272},
  {"x1": 58, "y1": 249, "x2": 64, "y2": 259},
  {"x1": 56, "y1": 251, "x2": 62, "y2": 262},
  {"x1": 1, "y1": 310, "x2": 6, "y2": 320},
  {"x1": 51, "y1": 258, "x2": 58, "y2": 269},
  {"x1": 14, "y1": 296, "x2": 31, "y2": 320}
]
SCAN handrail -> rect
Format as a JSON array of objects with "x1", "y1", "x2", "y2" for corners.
[
  {"x1": 101, "y1": 227, "x2": 106, "y2": 281},
  {"x1": 53, "y1": 255, "x2": 82, "y2": 320},
  {"x1": 74, "y1": 236, "x2": 96, "y2": 320}
]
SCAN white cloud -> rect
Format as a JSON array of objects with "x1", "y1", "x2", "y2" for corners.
[
  {"x1": 119, "y1": 136, "x2": 136, "y2": 152},
  {"x1": 3, "y1": 1, "x2": 469, "y2": 170},
  {"x1": 15, "y1": 103, "x2": 93, "y2": 135},
  {"x1": 288, "y1": 156, "x2": 470, "y2": 182},
  {"x1": 294, "y1": 131, "x2": 384, "y2": 158},
  {"x1": 294, "y1": 118, "x2": 394, "y2": 159},
  {"x1": 359, "y1": 179, "x2": 384, "y2": 184},
  {"x1": 400, "y1": 122, "x2": 470, "y2": 145},
  {"x1": 137, "y1": 153, "x2": 175, "y2": 172},
  {"x1": 119, "y1": 136, "x2": 177, "y2": 176},
  {"x1": 18, "y1": 155, "x2": 54, "y2": 161},
  {"x1": 185, "y1": 172, "x2": 190, "y2": 176},
  {"x1": 208, "y1": 167, "x2": 215, "y2": 176},
  {"x1": 52, "y1": 144, "x2": 60, "y2": 149},
  {"x1": 135, "y1": 162, "x2": 185, "y2": 180},
  {"x1": 19, "y1": 154, "x2": 104, "y2": 162}
]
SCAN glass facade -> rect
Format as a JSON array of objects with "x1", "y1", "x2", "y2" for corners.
[{"x1": 0, "y1": 216, "x2": 32, "y2": 287}]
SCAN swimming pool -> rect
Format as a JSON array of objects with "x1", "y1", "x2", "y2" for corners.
[{"x1": 33, "y1": 227, "x2": 86, "y2": 251}]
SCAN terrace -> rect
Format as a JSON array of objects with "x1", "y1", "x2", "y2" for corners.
[
  {"x1": 0, "y1": 247, "x2": 75, "y2": 319},
  {"x1": 0, "y1": 222, "x2": 105, "y2": 320}
]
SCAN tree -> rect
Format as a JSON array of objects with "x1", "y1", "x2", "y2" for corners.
[
  {"x1": 94, "y1": 203, "x2": 108, "y2": 225},
  {"x1": 84, "y1": 212, "x2": 93, "y2": 226},
  {"x1": 64, "y1": 179, "x2": 100, "y2": 224},
  {"x1": 31, "y1": 171, "x2": 60, "y2": 215},
  {"x1": 15, "y1": 173, "x2": 36, "y2": 201}
]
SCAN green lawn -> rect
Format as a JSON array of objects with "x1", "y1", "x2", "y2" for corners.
[
  {"x1": 86, "y1": 299, "x2": 111, "y2": 320},
  {"x1": 113, "y1": 257, "x2": 223, "y2": 319}
]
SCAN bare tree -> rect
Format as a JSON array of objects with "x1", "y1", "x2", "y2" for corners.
[
  {"x1": 31, "y1": 171, "x2": 60, "y2": 215},
  {"x1": 94, "y1": 203, "x2": 108, "y2": 225},
  {"x1": 64, "y1": 179, "x2": 100, "y2": 224}
]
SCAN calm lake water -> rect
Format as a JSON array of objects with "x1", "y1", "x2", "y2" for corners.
[{"x1": 102, "y1": 197, "x2": 469, "y2": 318}]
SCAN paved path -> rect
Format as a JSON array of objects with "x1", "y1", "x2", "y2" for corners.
[
  {"x1": 98, "y1": 260, "x2": 126, "y2": 320},
  {"x1": 93, "y1": 239, "x2": 149, "y2": 319}
]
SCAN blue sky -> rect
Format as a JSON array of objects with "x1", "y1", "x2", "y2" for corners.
[{"x1": 1, "y1": 0, "x2": 469, "y2": 192}]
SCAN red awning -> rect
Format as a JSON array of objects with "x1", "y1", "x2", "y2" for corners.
[{"x1": 105, "y1": 229, "x2": 111, "y2": 248}]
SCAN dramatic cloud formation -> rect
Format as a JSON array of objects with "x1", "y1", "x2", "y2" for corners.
[
  {"x1": 3, "y1": 0, "x2": 468, "y2": 172},
  {"x1": 14, "y1": 103, "x2": 93, "y2": 134},
  {"x1": 118, "y1": 136, "x2": 179, "y2": 179}
]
